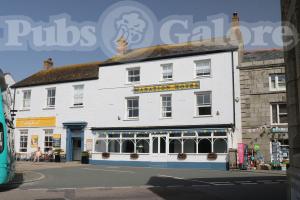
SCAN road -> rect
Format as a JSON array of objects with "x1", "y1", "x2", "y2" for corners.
[{"x1": 0, "y1": 163, "x2": 288, "y2": 200}]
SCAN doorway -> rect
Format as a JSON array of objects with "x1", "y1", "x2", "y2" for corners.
[{"x1": 72, "y1": 137, "x2": 81, "y2": 161}]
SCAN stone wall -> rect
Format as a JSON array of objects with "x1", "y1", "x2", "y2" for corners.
[
  {"x1": 240, "y1": 62, "x2": 287, "y2": 163},
  {"x1": 281, "y1": 0, "x2": 300, "y2": 199}
]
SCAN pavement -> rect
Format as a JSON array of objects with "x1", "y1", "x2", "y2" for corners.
[{"x1": 0, "y1": 161, "x2": 289, "y2": 200}]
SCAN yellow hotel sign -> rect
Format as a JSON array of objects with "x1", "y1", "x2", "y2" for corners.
[
  {"x1": 134, "y1": 81, "x2": 200, "y2": 94},
  {"x1": 16, "y1": 117, "x2": 56, "y2": 128}
]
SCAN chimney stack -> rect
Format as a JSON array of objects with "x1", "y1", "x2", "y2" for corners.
[
  {"x1": 43, "y1": 58, "x2": 53, "y2": 70},
  {"x1": 230, "y1": 12, "x2": 244, "y2": 63},
  {"x1": 116, "y1": 36, "x2": 128, "y2": 55}
]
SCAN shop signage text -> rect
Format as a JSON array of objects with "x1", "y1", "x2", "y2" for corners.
[
  {"x1": 133, "y1": 81, "x2": 200, "y2": 94},
  {"x1": 16, "y1": 117, "x2": 56, "y2": 128}
]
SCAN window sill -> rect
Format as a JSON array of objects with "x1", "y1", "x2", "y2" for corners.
[
  {"x1": 194, "y1": 115, "x2": 213, "y2": 118},
  {"x1": 70, "y1": 105, "x2": 84, "y2": 109},
  {"x1": 123, "y1": 118, "x2": 139, "y2": 121},
  {"x1": 125, "y1": 82, "x2": 140, "y2": 86},
  {"x1": 19, "y1": 109, "x2": 30, "y2": 112},
  {"x1": 43, "y1": 107, "x2": 55, "y2": 110},
  {"x1": 159, "y1": 79, "x2": 174, "y2": 83},
  {"x1": 159, "y1": 117, "x2": 173, "y2": 120},
  {"x1": 194, "y1": 76, "x2": 212, "y2": 79}
]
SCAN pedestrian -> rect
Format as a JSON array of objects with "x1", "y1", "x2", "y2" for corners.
[{"x1": 33, "y1": 147, "x2": 42, "y2": 162}]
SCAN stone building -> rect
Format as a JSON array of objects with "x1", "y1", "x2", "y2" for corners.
[
  {"x1": 281, "y1": 0, "x2": 300, "y2": 198},
  {"x1": 240, "y1": 49, "x2": 288, "y2": 163}
]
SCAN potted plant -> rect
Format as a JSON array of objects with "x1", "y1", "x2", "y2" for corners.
[
  {"x1": 81, "y1": 151, "x2": 90, "y2": 164},
  {"x1": 102, "y1": 152, "x2": 110, "y2": 159},
  {"x1": 54, "y1": 148, "x2": 62, "y2": 162},
  {"x1": 177, "y1": 153, "x2": 187, "y2": 160},
  {"x1": 130, "y1": 153, "x2": 139, "y2": 160}
]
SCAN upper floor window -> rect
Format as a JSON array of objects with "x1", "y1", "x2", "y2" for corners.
[
  {"x1": 126, "y1": 97, "x2": 139, "y2": 119},
  {"x1": 73, "y1": 85, "x2": 84, "y2": 106},
  {"x1": 19, "y1": 130, "x2": 28, "y2": 152},
  {"x1": 22, "y1": 90, "x2": 31, "y2": 109},
  {"x1": 161, "y1": 94, "x2": 172, "y2": 118},
  {"x1": 46, "y1": 88, "x2": 56, "y2": 107},
  {"x1": 195, "y1": 59, "x2": 211, "y2": 77},
  {"x1": 162, "y1": 64, "x2": 173, "y2": 80},
  {"x1": 127, "y1": 68, "x2": 140, "y2": 83},
  {"x1": 196, "y1": 92, "x2": 212, "y2": 116},
  {"x1": 269, "y1": 74, "x2": 286, "y2": 91},
  {"x1": 271, "y1": 103, "x2": 288, "y2": 124}
]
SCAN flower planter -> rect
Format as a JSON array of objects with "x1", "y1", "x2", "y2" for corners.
[
  {"x1": 130, "y1": 153, "x2": 139, "y2": 160},
  {"x1": 177, "y1": 153, "x2": 187, "y2": 160},
  {"x1": 102, "y1": 152, "x2": 110, "y2": 159}
]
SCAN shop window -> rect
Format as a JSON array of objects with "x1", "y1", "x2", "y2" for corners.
[
  {"x1": 213, "y1": 139, "x2": 227, "y2": 153},
  {"x1": 170, "y1": 132, "x2": 182, "y2": 137},
  {"x1": 19, "y1": 130, "x2": 28, "y2": 152},
  {"x1": 169, "y1": 139, "x2": 182, "y2": 153},
  {"x1": 122, "y1": 140, "x2": 134, "y2": 153},
  {"x1": 108, "y1": 140, "x2": 120, "y2": 153},
  {"x1": 122, "y1": 133, "x2": 134, "y2": 138},
  {"x1": 136, "y1": 133, "x2": 149, "y2": 138},
  {"x1": 136, "y1": 139, "x2": 149, "y2": 153},
  {"x1": 183, "y1": 139, "x2": 196, "y2": 153},
  {"x1": 183, "y1": 132, "x2": 196, "y2": 137},
  {"x1": 95, "y1": 140, "x2": 106, "y2": 152},
  {"x1": 197, "y1": 132, "x2": 212, "y2": 137},
  {"x1": 198, "y1": 139, "x2": 212, "y2": 153},
  {"x1": 44, "y1": 129, "x2": 53, "y2": 153}
]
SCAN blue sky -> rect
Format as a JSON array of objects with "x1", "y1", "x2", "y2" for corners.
[{"x1": 0, "y1": 0, "x2": 282, "y2": 81}]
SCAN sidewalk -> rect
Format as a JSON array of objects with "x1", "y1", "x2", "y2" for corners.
[
  {"x1": 242, "y1": 169, "x2": 287, "y2": 176},
  {"x1": 16, "y1": 161, "x2": 85, "y2": 172}
]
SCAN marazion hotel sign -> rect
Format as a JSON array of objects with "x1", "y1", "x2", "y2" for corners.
[
  {"x1": 16, "y1": 117, "x2": 56, "y2": 128},
  {"x1": 134, "y1": 81, "x2": 200, "y2": 94}
]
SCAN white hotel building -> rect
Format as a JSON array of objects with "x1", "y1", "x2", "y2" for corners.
[{"x1": 12, "y1": 14, "x2": 243, "y2": 170}]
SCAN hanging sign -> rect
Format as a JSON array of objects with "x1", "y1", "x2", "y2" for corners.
[{"x1": 134, "y1": 81, "x2": 200, "y2": 94}]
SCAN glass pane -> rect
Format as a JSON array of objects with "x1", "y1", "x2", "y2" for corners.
[
  {"x1": 122, "y1": 140, "x2": 134, "y2": 153},
  {"x1": 198, "y1": 139, "x2": 211, "y2": 153},
  {"x1": 198, "y1": 107, "x2": 212, "y2": 115},
  {"x1": 184, "y1": 139, "x2": 196, "y2": 153},
  {"x1": 279, "y1": 104, "x2": 287, "y2": 114},
  {"x1": 213, "y1": 132, "x2": 227, "y2": 136},
  {"x1": 169, "y1": 139, "x2": 181, "y2": 153},
  {"x1": 279, "y1": 114, "x2": 288, "y2": 124},
  {"x1": 153, "y1": 138, "x2": 158, "y2": 153},
  {"x1": 213, "y1": 139, "x2": 227, "y2": 153},
  {"x1": 270, "y1": 75, "x2": 276, "y2": 89},
  {"x1": 136, "y1": 140, "x2": 149, "y2": 153},
  {"x1": 108, "y1": 140, "x2": 120, "y2": 153},
  {"x1": 160, "y1": 137, "x2": 166, "y2": 153},
  {"x1": 272, "y1": 104, "x2": 278, "y2": 123}
]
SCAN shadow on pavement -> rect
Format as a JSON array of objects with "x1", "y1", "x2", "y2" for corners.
[
  {"x1": 146, "y1": 176, "x2": 288, "y2": 200},
  {"x1": 0, "y1": 172, "x2": 24, "y2": 192}
]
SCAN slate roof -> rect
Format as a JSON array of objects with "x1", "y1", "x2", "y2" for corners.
[
  {"x1": 101, "y1": 38, "x2": 238, "y2": 66},
  {"x1": 13, "y1": 38, "x2": 238, "y2": 88},
  {"x1": 12, "y1": 62, "x2": 100, "y2": 88},
  {"x1": 243, "y1": 49, "x2": 284, "y2": 62}
]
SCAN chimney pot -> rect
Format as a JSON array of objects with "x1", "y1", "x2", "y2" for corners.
[
  {"x1": 117, "y1": 36, "x2": 128, "y2": 55},
  {"x1": 43, "y1": 58, "x2": 53, "y2": 70}
]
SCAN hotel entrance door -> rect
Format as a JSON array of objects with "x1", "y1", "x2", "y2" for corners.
[{"x1": 152, "y1": 135, "x2": 166, "y2": 154}]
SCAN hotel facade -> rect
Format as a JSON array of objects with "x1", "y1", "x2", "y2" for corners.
[{"x1": 12, "y1": 13, "x2": 244, "y2": 170}]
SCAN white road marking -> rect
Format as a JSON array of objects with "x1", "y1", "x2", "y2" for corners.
[
  {"x1": 191, "y1": 185, "x2": 211, "y2": 187},
  {"x1": 210, "y1": 182, "x2": 234, "y2": 186},
  {"x1": 82, "y1": 168, "x2": 135, "y2": 174},
  {"x1": 166, "y1": 185, "x2": 184, "y2": 188},
  {"x1": 157, "y1": 174, "x2": 184, "y2": 180}
]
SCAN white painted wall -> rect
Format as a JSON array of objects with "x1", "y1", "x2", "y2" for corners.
[{"x1": 13, "y1": 50, "x2": 242, "y2": 155}]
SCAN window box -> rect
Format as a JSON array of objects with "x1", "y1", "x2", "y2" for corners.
[
  {"x1": 207, "y1": 153, "x2": 218, "y2": 160},
  {"x1": 130, "y1": 153, "x2": 139, "y2": 160},
  {"x1": 102, "y1": 152, "x2": 110, "y2": 159},
  {"x1": 177, "y1": 153, "x2": 187, "y2": 160}
]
